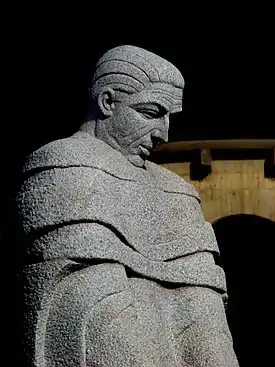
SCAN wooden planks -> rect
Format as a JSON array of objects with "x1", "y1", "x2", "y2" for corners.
[
  {"x1": 155, "y1": 139, "x2": 275, "y2": 153},
  {"x1": 162, "y1": 159, "x2": 275, "y2": 222},
  {"x1": 153, "y1": 139, "x2": 275, "y2": 179}
]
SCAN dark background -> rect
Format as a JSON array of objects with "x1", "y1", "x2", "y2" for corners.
[
  {"x1": 8, "y1": 27, "x2": 274, "y2": 190},
  {"x1": 5, "y1": 13, "x2": 275, "y2": 366},
  {"x1": 12, "y1": 20, "x2": 275, "y2": 161},
  {"x1": 6, "y1": 23, "x2": 274, "y2": 199}
]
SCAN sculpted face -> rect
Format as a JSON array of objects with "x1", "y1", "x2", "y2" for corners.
[{"x1": 95, "y1": 83, "x2": 183, "y2": 167}]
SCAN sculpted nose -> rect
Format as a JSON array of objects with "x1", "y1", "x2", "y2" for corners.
[
  {"x1": 162, "y1": 115, "x2": 170, "y2": 142},
  {"x1": 161, "y1": 129, "x2": 169, "y2": 143},
  {"x1": 162, "y1": 127, "x2": 169, "y2": 143},
  {"x1": 152, "y1": 128, "x2": 169, "y2": 144},
  {"x1": 152, "y1": 117, "x2": 169, "y2": 143}
]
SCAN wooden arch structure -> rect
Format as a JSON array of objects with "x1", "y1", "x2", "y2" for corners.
[{"x1": 152, "y1": 139, "x2": 275, "y2": 223}]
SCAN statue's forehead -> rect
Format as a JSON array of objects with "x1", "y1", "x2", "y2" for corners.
[{"x1": 118, "y1": 83, "x2": 183, "y2": 114}]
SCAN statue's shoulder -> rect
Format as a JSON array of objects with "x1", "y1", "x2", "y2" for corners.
[
  {"x1": 23, "y1": 133, "x2": 148, "y2": 182},
  {"x1": 23, "y1": 132, "x2": 99, "y2": 172},
  {"x1": 146, "y1": 161, "x2": 200, "y2": 201}
]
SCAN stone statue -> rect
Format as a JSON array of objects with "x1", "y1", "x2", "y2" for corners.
[{"x1": 16, "y1": 45, "x2": 239, "y2": 366}]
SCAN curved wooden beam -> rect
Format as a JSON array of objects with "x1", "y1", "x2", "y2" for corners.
[{"x1": 154, "y1": 139, "x2": 275, "y2": 153}]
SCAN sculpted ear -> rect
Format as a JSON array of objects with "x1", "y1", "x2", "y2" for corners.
[{"x1": 97, "y1": 87, "x2": 116, "y2": 117}]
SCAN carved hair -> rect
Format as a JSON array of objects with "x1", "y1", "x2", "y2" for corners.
[{"x1": 90, "y1": 45, "x2": 185, "y2": 100}]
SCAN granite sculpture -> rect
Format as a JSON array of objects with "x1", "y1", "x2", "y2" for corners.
[{"x1": 16, "y1": 45, "x2": 239, "y2": 366}]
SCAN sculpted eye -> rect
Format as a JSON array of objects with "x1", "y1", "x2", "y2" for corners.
[
  {"x1": 139, "y1": 109, "x2": 159, "y2": 118},
  {"x1": 135, "y1": 104, "x2": 167, "y2": 119}
]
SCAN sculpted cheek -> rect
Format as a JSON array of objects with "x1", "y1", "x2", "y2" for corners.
[
  {"x1": 120, "y1": 116, "x2": 150, "y2": 140},
  {"x1": 115, "y1": 110, "x2": 140, "y2": 137},
  {"x1": 123, "y1": 126, "x2": 154, "y2": 146}
]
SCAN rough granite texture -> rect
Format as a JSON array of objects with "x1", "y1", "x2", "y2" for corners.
[{"x1": 15, "y1": 45, "x2": 239, "y2": 366}]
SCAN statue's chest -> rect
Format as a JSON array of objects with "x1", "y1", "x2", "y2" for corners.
[{"x1": 96, "y1": 175, "x2": 205, "y2": 259}]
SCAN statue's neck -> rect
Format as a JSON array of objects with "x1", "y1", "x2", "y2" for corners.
[
  {"x1": 78, "y1": 119, "x2": 148, "y2": 170},
  {"x1": 79, "y1": 120, "x2": 96, "y2": 136}
]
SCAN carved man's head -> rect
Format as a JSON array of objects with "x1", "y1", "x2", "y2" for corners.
[{"x1": 86, "y1": 45, "x2": 184, "y2": 167}]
